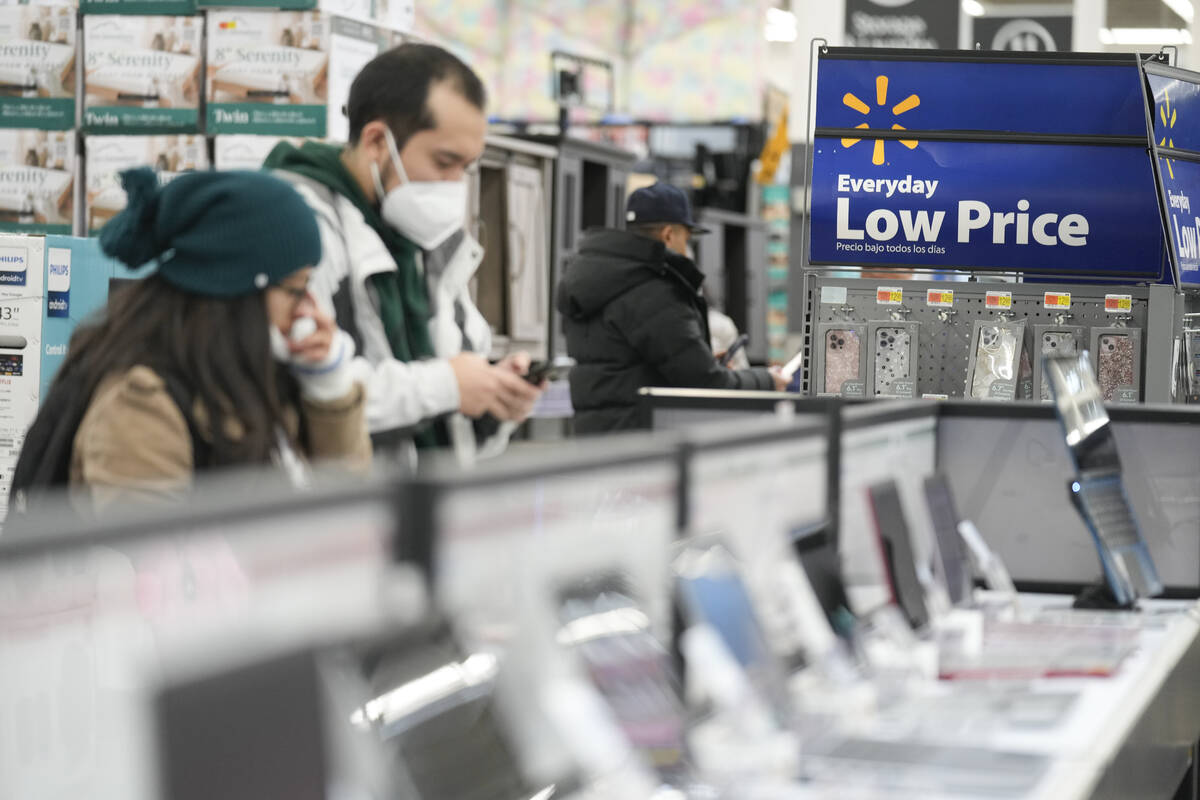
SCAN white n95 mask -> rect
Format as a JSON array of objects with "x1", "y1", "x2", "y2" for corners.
[{"x1": 371, "y1": 126, "x2": 467, "y2": 251}]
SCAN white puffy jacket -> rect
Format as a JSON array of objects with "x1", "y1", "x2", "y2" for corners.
[{"x1": 276, "y1": 171, "x2": 514, "y2": 462}]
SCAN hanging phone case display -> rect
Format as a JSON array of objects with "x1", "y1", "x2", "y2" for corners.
[
  {"x1": 0, "y1": 234, "x2": 43, "y2": 520},
  {"x1": 85, "y1": 134, "x2": 207, "y2": 233},
  {"x1": 1017, "y1": 344, "x2": 1033, "y2": 400},
  {"x1": 865, "y1": 320, "x2": 919, "y2": 398},
  {"x1": 0, "y1": 130, "x2": 74, "y2": 234},
  {"x1": 0, "y1": 4, "x2": 76, "y2": 131},
  {"x1": 1184, "y1": 327, "x2": 1200, "y2": 399},
  {"x1": 1031, "y1": 325, "x2": 1084, "y2": 403},
  {"x1": 965, "y1": 318, "x2": 1027, "y2": 401},
  {"x1": 812, "y1": 321, "x2": 867, "y2": 397},
  {"x1": 83, "y1": 15, "x2": 202, "y2": 134},
  {"x1": 1090, "y1": 327, "x2": 1142, "y2": 404},
  {"x1": 206, "y1": 9, "x2": 330, "y2": 137}
]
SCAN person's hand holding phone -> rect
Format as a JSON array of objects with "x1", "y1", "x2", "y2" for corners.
[
  {"x1": 718, "y1": 334, "x2": 749, "y2": 368},
  {"x1": 450, "y1": 352, "x2": 542, "y2": 421}
]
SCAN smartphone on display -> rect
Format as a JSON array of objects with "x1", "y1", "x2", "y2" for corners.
[
  {"x1": 556, "y1": 579, "x2": 687, "y2": 777},
  {"x1": 1096, "y1": 335, "x2": 1133, "y2": 403},
  {"x1": 674, "y1": 542, "x2": 793, "y2": 710},
  {"x1": 874, "y1": 327, "x2": 910, "y2": 395},
  {"x1": 867, "y1": 481, "x2": 931, "y2": 631},
  {"x1": 525, "y1": 356, "x2": 576, "y2": 384},
  {"x1": 824, "y1": 329, "x2": 861, "y2": 393}
]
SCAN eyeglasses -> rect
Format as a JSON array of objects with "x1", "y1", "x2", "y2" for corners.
[{"x1": 275, "y1": 283, "x2": 310, "y2": 302}]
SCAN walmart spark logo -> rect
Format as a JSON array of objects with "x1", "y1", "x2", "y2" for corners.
[
  {"x1": 1159, "y1": 89, "x2": 1177, "y2": 179},
  {"x1": 842, "y1": 75, "x2": 920, "y2": 166}
]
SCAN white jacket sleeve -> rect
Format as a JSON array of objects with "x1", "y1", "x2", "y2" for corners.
[{"x1": 306, "y1": 210, "x2": 461, "y2": 435}]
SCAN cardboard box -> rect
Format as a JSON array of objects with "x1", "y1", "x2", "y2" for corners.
[
  {"x1": 199, "y1": 0, "x2": 316, "y2": 8},
  {"x1": 0, "y1": 233, "x2": 43, "y2": 518},
  {"x1": 320, "y1": 0, "x2": 373, "y2": 18},
  {"x1": 80, "y1": 1, "x2": 197, "y2": 14},
  {"x1": 0, "y1": 129, "x2": 74, "y2": 233},
  {"x1": 41, "y1": 233, "x2": 124, "y2": 397},
  {"x1": 206, "y1": 9, "x2": 329, "y2": 137},
  {"x1": 0, "y1": 4, "x2": 75, "y2": 130},
  {"x1": 83, "y1": 15, "x2": 201, "y2": 132},
  {"x1": 325, "y1": 15, "x2": 390, "y2": 142},
  {"x1": 373, "y1": 0, "x2": 413, "y2": 32},
  {"x1": 85, "y1": 133, "x2": 206, "y2": 233},
  {"x1": 213, "y1": 133, "x2": 303, "y2": 169}
]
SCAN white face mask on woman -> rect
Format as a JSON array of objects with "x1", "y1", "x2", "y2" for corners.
[{"x1": 370, "y1": 126, "x2": 467, "y2": 251}]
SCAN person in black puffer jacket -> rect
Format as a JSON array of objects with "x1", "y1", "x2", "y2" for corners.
[{"x1": 556, "y1": 182, "x2": 785, "y2": 434}]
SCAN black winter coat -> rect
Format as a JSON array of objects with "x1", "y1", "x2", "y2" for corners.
[{"x1": 556, "y1": 229, "x2": 775, "y2": 434}]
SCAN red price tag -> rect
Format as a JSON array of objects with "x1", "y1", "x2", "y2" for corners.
[
  {"x1": 876, "y1": 287, "x2": 903, "y2": 305},
  {"x1": 1105, "y1": 294, "x2": 1132, "y2": 313},
  {"x1": 1043, "y1": 292, "x2": 1072, "y2": 309},
  {"x1": 926, "y1": 289, "x2": 954, "y2": 308},
  {"x1": 986, "y1": 291, "x2": 1012, "y2": 310}
]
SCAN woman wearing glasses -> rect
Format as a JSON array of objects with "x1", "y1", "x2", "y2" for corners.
[{"x1": 13, "y1": 167, "x2": 370, "y2": 511}]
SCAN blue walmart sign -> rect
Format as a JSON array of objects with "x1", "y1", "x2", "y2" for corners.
[
  {"x1": 815, "y1": 56, "x2": 1150, "y2": 138},
  {"x1": 810, "y1": 50, "x2": 1167, "y2": 280},
  {"x1": 1145, "y1": 62, "x2": 1200, "y2": 288},
  {"x1": 810, "y1": 138, "x2": 1164, "y2": 278}
]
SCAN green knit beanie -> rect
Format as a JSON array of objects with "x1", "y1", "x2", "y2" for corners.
[{"x1": 99, "y1": 168, "x2": 322, "y2": 297}]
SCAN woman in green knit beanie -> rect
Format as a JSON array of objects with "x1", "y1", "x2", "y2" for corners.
[{"x1": 12, "y1": 167, "x2": 372, "y2": 512}]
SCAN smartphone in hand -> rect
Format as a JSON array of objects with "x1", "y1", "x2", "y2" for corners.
[{"x1": 524, "y1": 356, "x2": 576, "y2": 384}]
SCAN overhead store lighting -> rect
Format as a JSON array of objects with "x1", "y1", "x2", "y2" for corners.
[
  {"x1": 765, "y1": 7, "x2": 798, "y2": 42},
  {"x1": 962, "y1": 0, "x2": 985, "y2": 17},
  {"x1": 1098, "y1": 27, "x2": 1193, "y2": 44},
  {"x1": 1162, "y1": 0, "x2": 1195, "y2": 25}
]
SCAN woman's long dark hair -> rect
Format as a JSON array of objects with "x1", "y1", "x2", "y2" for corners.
[{"x1": 59, "y1": 275, "x2": 289, "y2": 467}]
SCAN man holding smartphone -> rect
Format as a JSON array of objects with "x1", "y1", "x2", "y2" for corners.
[
  {"x1": 266, "y1": 43, "x2": 542, "y2": 461},
  {"x1": 557, "y1": 182, "x2": 786, "y2": 434}
]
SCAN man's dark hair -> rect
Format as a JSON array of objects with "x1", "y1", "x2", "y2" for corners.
[{"x1": 346, "y1": 43, "x2": 487, "y2": 146}]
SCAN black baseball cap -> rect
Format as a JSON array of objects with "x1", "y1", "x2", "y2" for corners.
[{"x1": 625, "y1": 182, "x2": 710, "y2": 235}]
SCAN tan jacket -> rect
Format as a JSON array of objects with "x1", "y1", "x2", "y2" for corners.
[{"x1": 70, "y1": 365, "x2": 371, "y2": 510}]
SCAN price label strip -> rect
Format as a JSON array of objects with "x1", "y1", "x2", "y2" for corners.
[
  {"x1": 1104, "y1": 294, "x2": 1133, "y2": 313},
  {"x1": 986, "y1": 291, "x2": 1013, "y2": 310},
  {"x1": 876, "y1": 287, "x2": 903, "y2": 306},
  {"x1": 1043, "y1": 292, "x2": 1072, "y2": 310},
  {"x1": 926, "y1": 289, "x2": 954, "y2": 308}
]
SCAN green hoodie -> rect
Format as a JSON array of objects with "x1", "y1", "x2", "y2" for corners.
[{"x1": 263, "y1": 140, "x2": 435, "y2": 364}]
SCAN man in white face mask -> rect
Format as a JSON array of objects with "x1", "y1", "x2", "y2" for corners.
[{"x1": 266, "y1": 43, "x2": 542, "y2": 460}]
